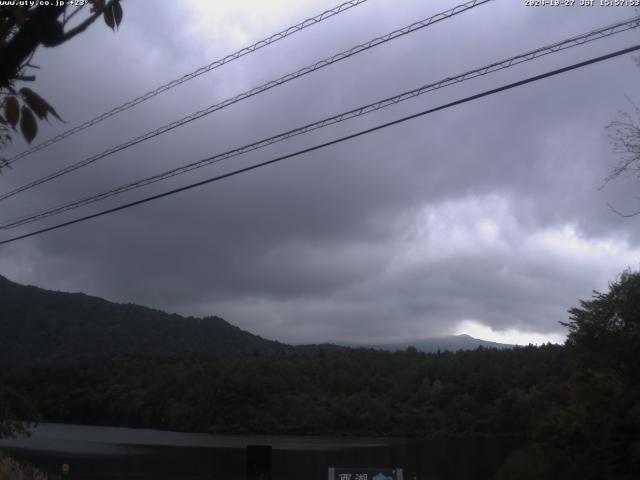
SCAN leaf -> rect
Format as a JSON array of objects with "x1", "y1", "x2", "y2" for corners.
[
  {"x1": 19, "y1": 87, "x2": 63, "y2": 122},
  {"x1": 103, "y1": 0, "x2": 122, "y2": 31},
  {"x1": 19, "y1": 88, "x2": 47, "y2": 119},
  {"x1": 113, "y1": 0, "x2": 123, "y2": 28},
  {"x1": 103, "y1": 5, "x2": 115, "y2": 30},
  {"x1": 19, "y1": 106, "x2": 37, "y2": 144},
  {"x1": 4, "y1": 96, "x2": 19, "y2": 127},
  {"x1": 103, "y1": 9, "x2": 115, "y2": 30}
]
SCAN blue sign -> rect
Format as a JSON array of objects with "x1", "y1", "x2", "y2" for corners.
[{"x1": 328, "y1": 467, "x2": 403, "y2": 480}]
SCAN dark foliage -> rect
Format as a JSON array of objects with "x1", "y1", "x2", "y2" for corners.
[
  {"x1": 499, "y1": 270, "x2": 640, "y2": 480},
  {"x1": 0, "y1": 274, "x2": 295, "y2": 359},
  {"x1": 0, "y1": 345, "x2": 567, "y2": 437},
  {"x1": 0, "y1": 1, "x2": 123, "y2": 151},
  {"x1": 0, "y1": 385, "x2": 38, "y2": 438}
]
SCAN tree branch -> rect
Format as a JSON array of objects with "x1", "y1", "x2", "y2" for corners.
[
  {"x1": 50, "y1": 0, "x2": 116, "y2": 46},
  {"x1": 62, "y1": 5, "x2": 84, "y2": 26},
  {"x1": 607, "y1": 202, "x2": 640, "y2": 218},
  {"x1": 0, "y1": 5, "x2": 64, "y2": 85}
]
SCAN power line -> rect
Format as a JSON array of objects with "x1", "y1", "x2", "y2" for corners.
[
  {"x1": 0, "y1": 0, "x2": 493, "y2": 203},
  {"x1": 4, "y1": 0, "x2": 372, "y2": 166},
  {"x1": 3, "y1": 15, "x2": 638, "y2": 231},
  {"x1": 1, "y1": 44, "x2": 638, "y2": 247}
]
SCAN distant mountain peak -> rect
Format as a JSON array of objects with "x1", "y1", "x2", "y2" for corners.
[{"x1": 339, "y1": 334, "x2": 514, "y2": 353}]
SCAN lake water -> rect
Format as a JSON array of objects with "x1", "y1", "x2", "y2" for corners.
[{"x1": 0, "y1": 423, "x2": 521, "y2": 480}]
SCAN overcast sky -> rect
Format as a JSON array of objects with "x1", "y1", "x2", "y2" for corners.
[{"x1": 1, "y1": 0, "x2": 639, "y2": 345}]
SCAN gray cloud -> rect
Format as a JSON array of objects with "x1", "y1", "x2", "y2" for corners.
[{"x1": 1, "y1": 0, "x2": 639, "y2": 344}]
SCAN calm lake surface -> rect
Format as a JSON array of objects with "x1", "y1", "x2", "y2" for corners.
[{"x1": 0, "y1": 423, "x2": 522, "y2": 480}]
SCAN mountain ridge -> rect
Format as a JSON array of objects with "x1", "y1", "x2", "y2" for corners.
[
  {"x1": 0, "y1": 274, "x2": 513, "y2": 359},
  {"x1": 338, "y1": 333, "x2": 514, "y2": 352},
  {"x1": 0, "y1": 274, "x2": 295, "y2": 359}
]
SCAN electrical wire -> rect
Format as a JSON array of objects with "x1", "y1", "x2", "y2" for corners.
[
  {"x1": 1, "y1": 44, "x2": 638, "y2": 247},
  {"x1": 0, "y1": 0, "x2": 493, "y2": 202},
  {"x1": 4, "y1": 0, "x2": 372, "y2": 165},
  {"x1": 2, "y1": 15, "x2": 638, "y2": 231}
]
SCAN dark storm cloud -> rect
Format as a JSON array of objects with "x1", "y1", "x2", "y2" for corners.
[{"x1": 1, "y1": 0, "x2": 639, "y2": 344}]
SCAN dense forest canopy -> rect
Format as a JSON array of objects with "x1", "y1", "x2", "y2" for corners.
[{"x1": 0, "y1": 345, "x2": 568, "y2": 437}]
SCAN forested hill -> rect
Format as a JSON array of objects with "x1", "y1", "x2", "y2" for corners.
[
  {"x1": 0, "y1": 274, "x2": 295, "y2": 359},
  {"x1": 0, "y1": 274, "x2": 511, "y2": 360}
]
